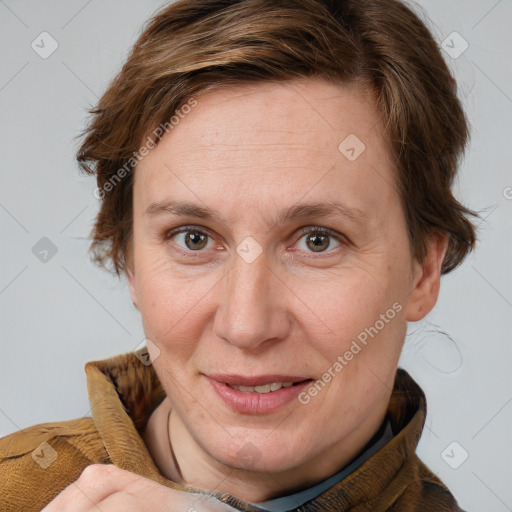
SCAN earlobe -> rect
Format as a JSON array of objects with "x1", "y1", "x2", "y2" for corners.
[{"x1": 405, "y1": 232, "x2": 449, "y2": 322}]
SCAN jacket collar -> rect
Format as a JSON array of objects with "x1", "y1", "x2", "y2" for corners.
[{"x1": 85, "y1": 352, "x2": 427, "y2": 511}]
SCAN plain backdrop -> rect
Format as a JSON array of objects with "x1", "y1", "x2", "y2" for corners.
[{"x1": 0, "y1": 1, "x2": 511, "y2": 510}]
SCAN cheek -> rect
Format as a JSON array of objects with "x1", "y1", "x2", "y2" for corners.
[
  {"x1": 294, "y1": 262, "x2": 407, "y2": 374},
  {"x1": 134, "y1": 257, "x2": 218, "y2": 363},
  {"x1": 299, "y1": 268, "x2": 390, "y2": 329}
]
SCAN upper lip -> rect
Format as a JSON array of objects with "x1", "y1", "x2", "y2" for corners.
[{"x1": 207, "y1": 374, "x2": 312, "y2": 387}]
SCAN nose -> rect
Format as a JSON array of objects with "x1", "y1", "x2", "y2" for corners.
[{"x1": 213, "y1": 249, "x2": 291, "y2": 352}]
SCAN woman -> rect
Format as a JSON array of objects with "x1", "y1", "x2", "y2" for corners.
[{"x1": 0, "y1": 0, "x2": 477, "y2": 510}]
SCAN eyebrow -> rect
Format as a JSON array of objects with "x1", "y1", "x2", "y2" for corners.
[{"x1": 144, "y1": 200, "x2": 367, "y2": 227}]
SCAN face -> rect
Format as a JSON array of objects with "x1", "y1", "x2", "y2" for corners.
[{"x1": 128, "y1": 78, "x2": 442, "y2": 480}]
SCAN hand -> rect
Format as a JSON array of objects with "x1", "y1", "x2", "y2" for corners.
[{"x1": 42, "y1": 464, "x2": 239, "y2": 512}]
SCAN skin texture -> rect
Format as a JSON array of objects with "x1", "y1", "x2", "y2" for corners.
[
  {"x1": 122, "y1": 77, "x2": 447, "y2": 504},
  {"x1": 41, "y1": 463, "x2": 238, "y2": 511}
]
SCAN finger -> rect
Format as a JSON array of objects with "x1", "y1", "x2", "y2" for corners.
[
  {"x1": 42, "y1": 464, "x2": 142, "y2": 511},
  {"x1": 88, "y1": 467, "x2": 238, "y2": 512}
]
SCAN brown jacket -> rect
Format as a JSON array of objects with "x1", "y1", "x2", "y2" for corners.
[{"x1": 0, "y1": 352, "x2": 464, "y2": 511}]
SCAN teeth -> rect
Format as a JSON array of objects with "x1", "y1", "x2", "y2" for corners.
[{"x1": 230, "y1": 381, "x2": 295, "y2": 393}]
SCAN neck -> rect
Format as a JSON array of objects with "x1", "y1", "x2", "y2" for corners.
[{"x1": 145, "y1": 397, "x2": 389, "y2": 503}]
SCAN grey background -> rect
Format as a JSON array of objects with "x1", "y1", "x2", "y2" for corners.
[{"x1": 0, "y1": 1, "x2": 511, "y2": 510}]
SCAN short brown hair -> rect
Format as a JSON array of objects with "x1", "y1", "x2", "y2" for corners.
[{"x1": 77, "y1": 0, "x2": 479, "y2": 277}]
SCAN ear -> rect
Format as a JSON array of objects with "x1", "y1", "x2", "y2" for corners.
[{"x1": 405, "y1": 231, "x2": 449, "y2": 322}]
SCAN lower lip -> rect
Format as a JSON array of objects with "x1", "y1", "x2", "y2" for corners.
[{"x1": 207, "y1": 377, "x2": 312, "y2": 414}]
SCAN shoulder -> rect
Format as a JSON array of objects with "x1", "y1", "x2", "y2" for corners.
[
  {"x1": 0, "y1": 417, "x2": 110, "y2": 512},
  {"x1": 392, "y1": 454, "x2": 465, "y2": 511}
]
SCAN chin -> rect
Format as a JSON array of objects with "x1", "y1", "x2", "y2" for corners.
[{"x1": 206, "y1": 429, "x2": 307, "y2": 474}]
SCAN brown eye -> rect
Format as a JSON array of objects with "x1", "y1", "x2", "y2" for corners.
[
  {"x1": 167, "y1": 228, "x2": 214, "y2": 252},
  {"x1": 296, "y1": 228, "x2": 343, "y2": 254},
  {"x1": 305, "y1": 233, "x2": 330, "y2": 252},
  {"x1": 184, "y1": 230, "x2": 209, "y2": 250}
]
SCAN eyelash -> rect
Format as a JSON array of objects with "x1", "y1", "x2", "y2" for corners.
[{"x1": 162, "y1": 225, "x2": 347, "y2": 258}]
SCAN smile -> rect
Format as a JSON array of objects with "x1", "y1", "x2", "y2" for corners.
[
  {"x1": 206, "y1": 375, "x2": 313, "y2": 414},
  {"x1": 228, "y1": 382, "x2": 295, "y2": 393}
]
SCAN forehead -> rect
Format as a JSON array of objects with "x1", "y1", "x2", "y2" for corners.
[
  {"x1": 166, "y1": 79, "x2": 386, "y2": 153},
  {"x1": 134, "y1": 78, "x2": 398, "y2": 221}
]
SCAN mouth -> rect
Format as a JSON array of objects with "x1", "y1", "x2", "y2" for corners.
[
  {"x1": 228, "y1": 381, "x2": 298, "y2": 393},
  {"x1": 207, "y1": 373, "x2": 313, "y2": 391},
  {"x1": 206, "y1": 373, "x2": 314, "y2": 414}
]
